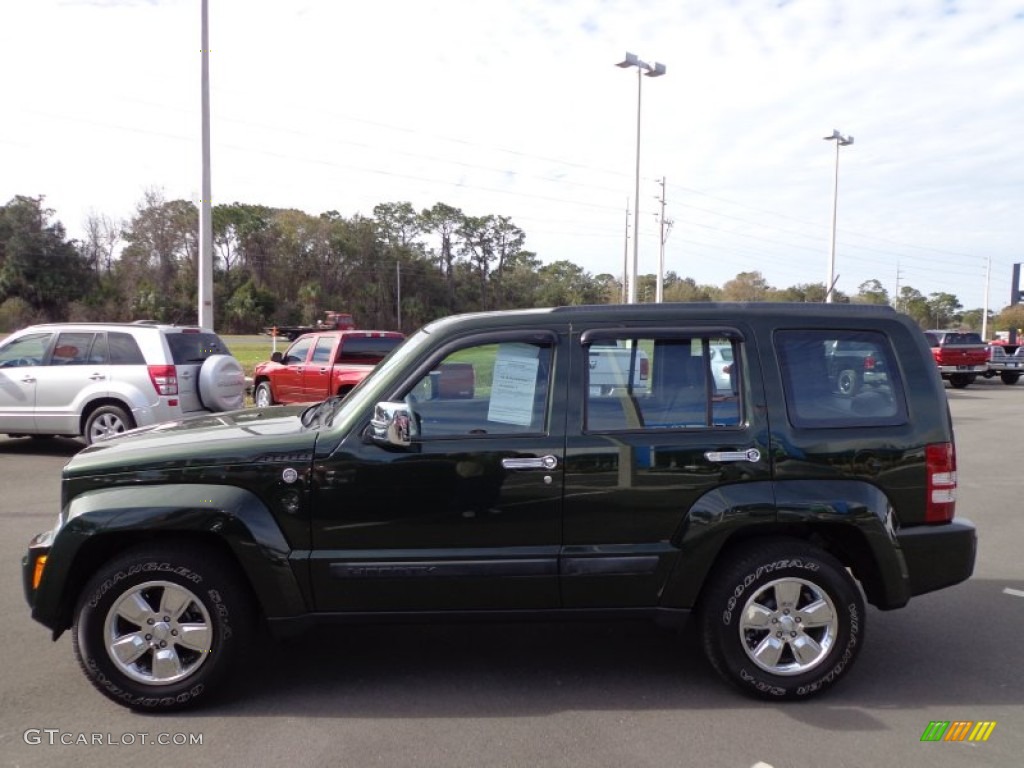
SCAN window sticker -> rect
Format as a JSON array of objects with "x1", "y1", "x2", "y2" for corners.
[{"x1": 487, "y1": 344, "x2": 541, "y2": 426}]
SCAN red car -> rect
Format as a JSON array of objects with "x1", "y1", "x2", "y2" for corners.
[{"x1": 253, "y1": 330, "x2": 404, "y2": 406}]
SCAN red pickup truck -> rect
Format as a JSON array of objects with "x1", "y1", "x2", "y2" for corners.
[
  {"x1": 252, "y1": 330, "x2": 405, "y2": 406},
  {"x1": 923, "y1": 330, "x2": 989, "y2": 389}
]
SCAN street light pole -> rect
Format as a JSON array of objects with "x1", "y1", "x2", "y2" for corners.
[
  {"x1": 617, "y1": 52, "x2": 665, "y2": 304},
  {"x1": 198, "y1": 0, "x2": 214, "y2": 329},
  {"x1": 823, "y1": 129, "x2": 853, "y2": 303}
]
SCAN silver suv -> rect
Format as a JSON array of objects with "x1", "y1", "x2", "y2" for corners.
[{"x1": 0, "y1": 322, "x2": 245, "y2": 444}]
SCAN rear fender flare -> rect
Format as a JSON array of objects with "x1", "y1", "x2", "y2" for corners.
[{"x1": 661, "y1": 479, "x2": 909, "y2": 610}]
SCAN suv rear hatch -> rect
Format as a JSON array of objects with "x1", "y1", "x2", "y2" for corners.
[{"x1": 163, "y1": 330, "x2": 236, "y2": 413}]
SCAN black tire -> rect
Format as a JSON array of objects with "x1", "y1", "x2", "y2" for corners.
[
  {"x1": 84, "y1": 405, "x2": 135, "y2": 444},
  {"x1": 948, "y1": 374, "x2": 972, "y2": 389},
  {"x1": 1000, "y1": 372, "x2": 1020, "y2": 385},
  {"x1": 836, "y1": 369, "x2": 860, "y2": 397},
  {"x1": 72, "y1": 543, "x2": 252, "y2": 711},
  {"x1": 254, "y1": 381, "x2": 276, "y2": 408},
  {"x1": 699, "y1": 539, "x2": 865, "y2": 700}
]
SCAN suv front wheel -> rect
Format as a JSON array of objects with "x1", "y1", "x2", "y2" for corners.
[
  {"x1": 699, "y1": 540, "x2": 865, "y2": 700},
  {"x1": 72, "y1": 543, "x2": 252, "y2": 711}
]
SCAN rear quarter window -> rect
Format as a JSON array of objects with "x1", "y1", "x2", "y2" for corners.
[
  {"x1": 776, "y1": 329, "x2": 908, "y2": 429},
  {"x1": 107, "y1": 333, "x2": 145, "y2": 365}
]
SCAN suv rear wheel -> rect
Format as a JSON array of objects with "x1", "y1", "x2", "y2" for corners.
[
  {"x1": 84, "y1": 405, "x2": 135, "y2": 444},
  {"x1": 72, "y1": 543, "x2": 252, "y2": 711},
  {"x1": 699, "y1": 539, "x2": 865, "y2": 700}
]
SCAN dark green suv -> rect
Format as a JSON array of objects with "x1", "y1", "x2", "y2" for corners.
[{"x1": 23, "y1": 303, "x2": 976, "y2": 710}]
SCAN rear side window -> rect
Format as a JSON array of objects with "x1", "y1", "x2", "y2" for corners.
[
  {"x1": 107, "y1": 333, "x2": 145, "y2": 365},
  {"x1": 165, "y1": 332, "x2": 232, "y2": 364},
  {"x1": 583, "y1": 333, "x2": 742, "y2": 432},
  {"x1": 338, "y1": 336, "x2": 404, "y2": 364},
  {"x1": 51, "y1": 332, "x2": 98, "y2": 365},
  {"x1": 776, "y1": 329, "x2": 907, "y2": 429}
]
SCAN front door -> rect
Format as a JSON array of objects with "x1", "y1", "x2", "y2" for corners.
[
  {"x1": 309, "y1": 330, "x2": 566, "y2": 612},
  {"x1": 0, "y1": 332, "x2": 53, "y2": 433},
  {"x1": 301, "y1": 334, "x2": 335, "y2": 401}
]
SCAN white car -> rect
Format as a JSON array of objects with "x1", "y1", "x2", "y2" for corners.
[
  {"x1": 709, "y1": 343, "x2": 735, "y2": 392},
  {"x1": 0, "y1": 322, "x2": 245, "y2": 443},
  {"x1": 587, "y1": 342, "x2": 650, "y2": 395}
]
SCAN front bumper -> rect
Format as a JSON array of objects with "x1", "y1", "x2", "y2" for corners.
[{"x1": 897, "y1": 518, "x2": 976, "y2": 597}]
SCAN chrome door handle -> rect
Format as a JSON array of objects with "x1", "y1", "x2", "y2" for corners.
[
  {"x1": 502, "y1": 455, "x2": 559, "y2": 470},
  {"x1": 705, "y1": 448, "x2": 761, "y2": 463}
]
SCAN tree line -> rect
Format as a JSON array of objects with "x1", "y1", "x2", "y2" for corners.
[{"x1": 1, "y1": 193, "x2": 1018, "y2": 335}]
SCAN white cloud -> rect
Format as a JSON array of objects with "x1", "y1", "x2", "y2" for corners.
[{"x1": 2, "y1": 0, "x2": 1022, "y2": 311}]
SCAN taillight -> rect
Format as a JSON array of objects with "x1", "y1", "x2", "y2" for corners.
[
  {"x1": 639, "y1": 357, "x2": 649, "y2": 380},
  {"x1": 864, "y1": 355, "x2": 876, "y2": 371},
  {"x1": 925, "y1": 442, "x2": 957, "y2": 523},
  {"x1": 148, "y1": 364, "x2": 178, "y2": 396}
]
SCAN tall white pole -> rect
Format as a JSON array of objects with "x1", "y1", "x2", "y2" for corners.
[
  {"x1": 630, "y1": 66, "x2": 642, "y2": 304},
  {"x1": 826, "y1": 138, "x2": 840, "y2": 303},
  {"x1": 198, "y1": 0, "x2": 214, "y2": 329}
]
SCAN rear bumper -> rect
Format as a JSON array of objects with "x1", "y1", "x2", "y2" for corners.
[{"x1": 897, "y1": 518, "x2": 976, "y2": 597}]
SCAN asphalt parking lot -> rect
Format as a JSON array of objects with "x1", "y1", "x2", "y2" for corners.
[{"x1": 1, "y1": 379, "x2": 1022, "y2": 768}]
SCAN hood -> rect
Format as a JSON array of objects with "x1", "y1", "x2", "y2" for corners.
[{"x1": 66, "y1": 405, "x2": 316, "y2": 476}]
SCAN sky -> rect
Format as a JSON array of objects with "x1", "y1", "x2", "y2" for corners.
[{"x1": 2, "y1": 0, "x2": 1023, "y2": 313}]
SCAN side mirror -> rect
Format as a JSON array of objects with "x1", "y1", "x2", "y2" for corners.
[
  {"x1": 271, "y1": 351, "x2": 283, "y2": 363},
  {"x1": 369, "y1": 401, "x2": 416, "y2": 448}
]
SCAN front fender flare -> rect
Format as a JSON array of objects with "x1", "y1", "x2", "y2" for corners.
[{"x1": 33, "y1": 484, "x2": 308, "y2": 633}]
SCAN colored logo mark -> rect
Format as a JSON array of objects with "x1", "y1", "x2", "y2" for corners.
[{"x1": 920, "y1": 721, "x2": 996, "y2": 742}]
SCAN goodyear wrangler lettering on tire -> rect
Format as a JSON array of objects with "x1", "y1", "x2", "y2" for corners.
[
  {"x1": 701, "y1": 540, "x2": 865, "y2": 701},
  {"x1": 72, "y1": 544, "x2": 250, "y2": 712}
]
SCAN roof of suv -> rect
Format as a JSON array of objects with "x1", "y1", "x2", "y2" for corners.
[{"x1": 422, "y1": 301, "x2": 904, "y2": 335}]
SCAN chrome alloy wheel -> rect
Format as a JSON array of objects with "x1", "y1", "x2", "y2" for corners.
[
  {"x1": 89, "y1": 411, "x2": 127, "y2": 440},
  {"x1": 738, "y1": 576, "x2": 838, "y2": 676},
  {"x1": 103, "y1": 581, "x2": 213, "y2": 685}
]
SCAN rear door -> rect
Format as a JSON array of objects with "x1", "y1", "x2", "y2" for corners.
[{"x1": 561, "y1": 325, "x2": 774, "y2": 608}]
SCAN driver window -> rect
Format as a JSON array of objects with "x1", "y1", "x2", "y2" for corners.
[
  {"x1": 283, "y1": 338, "x2": 312, "y2": 366},
  {"x1": 0, "y1": 333, "x2": 52, "y2": 367},
  {"x1": 404, "y1": 341, "x2": 552, "y2": 438}
]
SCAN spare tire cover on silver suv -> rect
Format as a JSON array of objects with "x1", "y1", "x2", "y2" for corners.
[{"x1": 198, "y1": 355, "x2": 246, "y2": 411}]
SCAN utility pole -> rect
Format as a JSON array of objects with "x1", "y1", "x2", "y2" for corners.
[
  {"x1": 622, "y1": 199, "x2": 630, "y2": 303},
  {"x1": 396, "y1": 260, "x2": 402, "y2": 331},
  {"x1": 656, "y1": 176, "x2": 670, "y2": 303}
]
